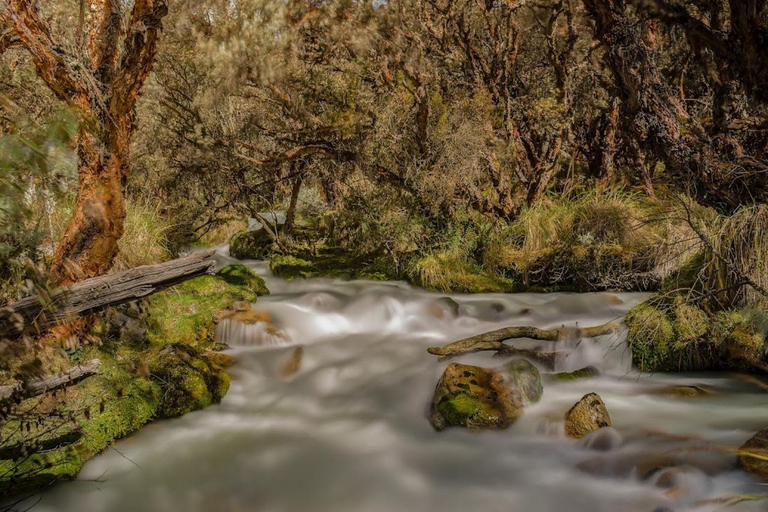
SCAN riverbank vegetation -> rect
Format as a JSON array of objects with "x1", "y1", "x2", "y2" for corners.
[{"x1": 2, "y1": 0, "x2": 768, "y2": 498}]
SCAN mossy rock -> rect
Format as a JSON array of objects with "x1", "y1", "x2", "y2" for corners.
[
  {"x1": 673, "y1": 301, "x2": 709, "y2": 344},
  {"x1": 146, "y1": 264, "x2": 268, "y2": 348},
  {"x1": 217, "y1": 263, "x2": 270, "y2": 296},
  {"x1": 550, "y1": 366, "x2": 599, "y2": 382},
  {"x1": 147, "y1": 344, "x2": 230, "y2": 418},
  {"x1": 564, "y1": 392, "x2": 612, "y2": 439},
  {"x1": 229, "y1": 229, "x2": 275, "y2": 260},
  {"x1": 430, "y1": 359, "x2": 542, "y2": 431},
  {"x1": 740, "y1": 428, "x2": 768, "y2": 479},
  {"x1": 270, "y1": 255, "x2": 317, "y2": 279}
]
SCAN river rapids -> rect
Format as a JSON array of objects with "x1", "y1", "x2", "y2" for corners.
[{"x1": 20, "y1": 249, "x2": 768, "y2": 512}]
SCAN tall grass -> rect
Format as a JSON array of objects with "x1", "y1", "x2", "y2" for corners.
[
  {"x1": 708, "y1": 205, "x2": 768, "y2": 307},
  {"x1": 44, "y1": 196, "x2": 174, "y2": 271},
  {"x1": 483, "y1": 191, "x2": 661, "y2": 274},
  {"x1": 114, "y1": 199, "x2": 174, "y2": 269}
]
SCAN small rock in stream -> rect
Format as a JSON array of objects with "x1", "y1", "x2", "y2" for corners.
[
  {"x1": 565, "y1": 392, "x2": 612, "y2": 439},
  {"x1": 739, "y1": 427, "x2": 768, "y2": 478},
  {"x1": 430, "y1": 359, "x2": 542, "y2": 431}
]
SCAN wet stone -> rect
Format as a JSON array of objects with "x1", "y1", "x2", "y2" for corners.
[
  {"x1": 430, "y1": 359, "x2": 542, "y2": 431},
  {"x1": 565, "y1": 393, "x2": 612, "y2": 439}
]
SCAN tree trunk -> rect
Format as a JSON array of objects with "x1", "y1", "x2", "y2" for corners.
[
  {"x1": 1, "y1": 0, "x2": 168, "y2": 285},
  {"x1": 284, "y1": 172, "x2": 304, "y2": 235},
  {"x1": 50, "y1": 120, "x2": 130, "y2": 284}
]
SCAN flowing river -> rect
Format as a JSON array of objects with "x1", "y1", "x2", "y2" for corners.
[{"x1": 20, "y1": 251, "x2": 768, "y2": 512}]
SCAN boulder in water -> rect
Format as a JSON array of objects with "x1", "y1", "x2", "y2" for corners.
[
  {"x1": 739, "y1": 427, "x2": 768, "y2": 478},
  {"x1": 229, "y1": 228, "x2": 275, "y2": 260},
  {"x1": 565, "y1": 392, "x2": 612, "y2": 439},
  {"x1": 430, "y1": 359, "x2": 542, "y2": 431}
]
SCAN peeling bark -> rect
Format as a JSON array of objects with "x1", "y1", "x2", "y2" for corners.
[{"x1": 0, "y1": 0, "x2": 169, "y2": 285}]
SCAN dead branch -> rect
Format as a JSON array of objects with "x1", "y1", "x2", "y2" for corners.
[{"x1": 427, "y1": 320, "x2": 623, "y2": 358}]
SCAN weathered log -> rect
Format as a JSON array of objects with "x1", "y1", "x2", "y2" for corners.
[
  {"x1": 0, "y1": 358, "x2": 101, "y2": 399},
  {"x1": 427, "y1": 320, "x2": 623, "y2": 358},
  {"x1": 0, "y1": 250, "x2": 217, "y2": 339}
]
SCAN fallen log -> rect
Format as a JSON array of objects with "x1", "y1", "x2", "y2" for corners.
[
  {"x1": 427, "y1": 320, "x2": 623, "y2": 358},
  {"x1": 0, "y1": 250, "x2": 218, "y2": 340},
  {"x1": 0, "y1": 358, "x2": 101, "y2": 399}
]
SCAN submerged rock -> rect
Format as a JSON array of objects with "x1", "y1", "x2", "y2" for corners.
[
  {"x1": 578, "y1": 426, "x2": 622, "y2": 451},
  {"x1": 739, "y1": 427, "x2": 768, "y2": 478},
  {"x1": 565, "y1": 392, "x2": 612, "y2": 439},
  {"x1": 550, "y1": 366, "x2": 599, "y2": 382},
  {"x1": 430, "y1": 359, "x2": 542, "y2": 431},
  {"x1": 650, "y1": 385, "x2": 712, "y2": 398}
]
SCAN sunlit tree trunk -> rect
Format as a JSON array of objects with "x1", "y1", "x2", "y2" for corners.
[{"x1": 1, "y1": 0, "x2": 168, "y2": 284}]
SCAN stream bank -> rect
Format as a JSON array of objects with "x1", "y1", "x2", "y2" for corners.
[
  {"x1": 7, "y1": 251, "x2": 768, "y2": 512},
  {"x1": 0, "y1": 263, "x2": 269, "y2": 497}
]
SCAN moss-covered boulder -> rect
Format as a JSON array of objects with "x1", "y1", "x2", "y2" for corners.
[
  {"x1": 147, "y1": 264, "x2": 268, "y2": 348},
  {"x1": 564, "y1": 392, "x2": 612, "y2": 439},
  {"x1": 739, "y1": 428, "x2": 768, "y2": 478},
  {"x1": 229, "y1": 228, "x2": 275, "y2": 260},
  {"x1": 430, "y1": 359, "x2": 542, "y2": 431},
  {"x1": 147, "y1": 344, "x2": 231, "y2": 418}
]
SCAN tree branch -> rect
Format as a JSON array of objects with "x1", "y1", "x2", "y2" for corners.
[
  {"x1": 427, "y1": 320, "x2": 623, "y2": 358},
  {"x1": 0, "y1": 0, "x2": 88, "y2": 102}
]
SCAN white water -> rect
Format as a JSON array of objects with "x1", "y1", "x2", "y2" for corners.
[{"x1": 20, "y1": 251, "x2": 768, "y2": 512}]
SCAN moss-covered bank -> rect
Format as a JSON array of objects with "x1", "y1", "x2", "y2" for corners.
[
  {"x1": 0, "y1": 264, "x2": 268, "y2": 497},
  {"x1": 625, "y1": 297, "x2": 768, "y2": 373}
]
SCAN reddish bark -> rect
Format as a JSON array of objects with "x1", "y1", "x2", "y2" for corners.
[{"x1": 1, "y1": 0, "x2": 168, "y2": 284}]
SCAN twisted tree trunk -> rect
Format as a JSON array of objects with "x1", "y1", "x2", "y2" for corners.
[{"x1": 1, "y1": 0, "x2": 169, "y2": 285}]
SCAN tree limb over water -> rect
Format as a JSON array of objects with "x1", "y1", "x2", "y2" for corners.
[{"x1": 427, "y1": 320, "x2": 623, "y2": 358}]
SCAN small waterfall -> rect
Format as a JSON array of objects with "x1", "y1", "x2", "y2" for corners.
[{"x1": 215, "y1": 317, "x2": 290, "y2": 347}]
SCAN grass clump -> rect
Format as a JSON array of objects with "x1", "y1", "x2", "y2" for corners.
[
  {"x1": 408, "y1": 251, "x2": 514, "y2": 293},
  {"x1": 484, "y1": 192, "x2": 662, "y2": 291}
]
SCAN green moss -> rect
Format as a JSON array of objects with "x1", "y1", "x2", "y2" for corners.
[
  {"x1": 270, "y1": 255, "x2": 316, "y2": 279},
  {"x1": 0, "y1": 266, "x2": 264, "y2": 496},
  {"x1": 229, "y1": 229, "x2": 274, "y2": 260},
  {"x1": 436, "y1": 393, "x2": 481, "y2": 427},
  {"x1": 217, "y1": 264, "x2": 270, "y2": 296},
  {"x1": 269, "y1": 250, "x2": 396, "y2": 282},
  {"x1": 550, "y1": 366, "x2": 598, "y2": 381},
  {"x1": 673, "y1": 301, "x2": 709, "y2": 344},
  {"x1": 147, "y1": 344, "x2": 231, "y2": 418},
  {"x1": 0, "y1": 356, "x2": 161, "y2": 495},
  {"x1": 146, "y1": 265, "x2": 267, "y2": 348},
  {"x1": 626, "y1": 303, "x2": 675, "y2": 372}
]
